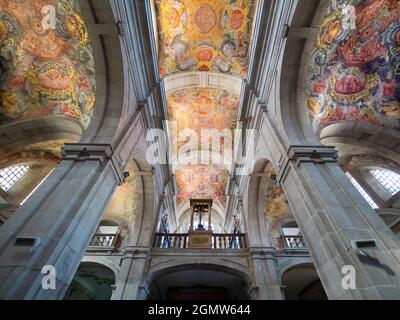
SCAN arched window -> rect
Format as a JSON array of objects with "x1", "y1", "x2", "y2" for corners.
[
  {"x1": 0, "y1": 166, "x2": 29, "y2": 191},
  {"x1": 370, "y1": 169, "x2": 400, "y2": 196},
  {"x1": 346, "y1": 172, "x2": 378, "y2": 209}
]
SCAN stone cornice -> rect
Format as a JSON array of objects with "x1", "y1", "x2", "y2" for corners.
[
  {"x1": 61, "y1": 143, "x2": 126, "y2": 185},
  {"x1": 277, "y1": 145, "x2": 338, "y2": 183}
]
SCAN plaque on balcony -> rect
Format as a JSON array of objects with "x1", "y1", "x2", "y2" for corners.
[{"x1": 188, "y1": 230, "x2": 212, "y2": 248}]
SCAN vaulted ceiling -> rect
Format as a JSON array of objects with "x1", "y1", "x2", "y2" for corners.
[
  {"x1": 0, "y1": 0, "x2": 95, "y2": 129},
  {"x1": 307, "y1": 0, "x2": 399, "y2": 131},
  {"x1": 0, "y1": 0, "x2": 95, "y2": 163},
  {"x1": 155, "y1": 0, "x2": 256, "y2": 78},
  {"x1": 154, "y1": 0, "x2": 256, "y2": 214}
]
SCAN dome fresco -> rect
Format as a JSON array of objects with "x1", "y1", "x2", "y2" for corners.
[
  {"x1": 0, "y1": 0, "x2": 95, "y2": 129},
  {"x1": 307, "y1": 0, "x2": 399, "y2": 131},
  {"x1": 155, "y1": 0, "x2": 256, "y2": 78}
]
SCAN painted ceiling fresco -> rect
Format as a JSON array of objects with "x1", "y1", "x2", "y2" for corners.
[
  {"x1": 167, "y1": 87, "x2": 239, "y2": 151},
  {"x1": 155, "y1": 0, "x2": 256, "y2": 78},
  {"x1": 0, "y1": 0, "x2": 95, "y2": 128},
  {"x1": 175, "y1": 164, "x2": 228, "y2": 205},
  {"x1": 307, "y1": 0, "x2": 400, "y2": 131},
  {"x1": 167, "y1": 87, "x2": 240, "y2": 207}
]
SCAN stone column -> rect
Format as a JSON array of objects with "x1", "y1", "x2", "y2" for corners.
[
  {"x1": 111, "y1": 247, "x2": 150, "y2": 300},
  {"x1": 277, "y1": 146, "x2": 400, "y2": 299},
  {"x1": 249, "y1": 248, "x2": 284, "y2": 300},
  {"x1": 245, "y1": 172, "x2": 284, "y2": 300},
  {"x1": 0, "y1": 144, "x2": 125, "y2": 299}
]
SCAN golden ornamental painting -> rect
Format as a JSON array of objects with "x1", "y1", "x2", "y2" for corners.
[
  {"x1": 175, "y1": 164, "x2": 228, "y2": 206},
  {"x1": 168, "y1": 87, "x2": 239, "y2": 207},
  {"x1": 155, "y1": 0, "x2": 256, "y2": 78},
  {"x1": 0, "y1": 0, "x2": 96, "y2": 128},
  {"x1": 307, "y1": 0, "x2": 400, "y2": 130}
]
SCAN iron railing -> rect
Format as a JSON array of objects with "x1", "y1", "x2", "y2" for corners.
[
  {"x1": 283, "y1": 235, "x2": 307, "y2": 249},
  {"x1": 153, "y1": 233, "x2": 247, "y2": 249},
  {"x1": 89, "y1": 233, "x2": 117, "y2": 248}
]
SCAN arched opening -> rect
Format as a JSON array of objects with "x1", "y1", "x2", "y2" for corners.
[
  {"x1": 281, "y1": 263, "x2": 327, "y2": 300},
  {"x1": 146, "y1": 264, "x2": 251, "y2": 300},
  {"x1": 63, "y1": 262, "x2": 116, "y2": 300}
]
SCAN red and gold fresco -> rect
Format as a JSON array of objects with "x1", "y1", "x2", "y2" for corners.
[
  {"x1": 307, "y1": 0, "x2": 400, "y2": 130},
  {"x1": 167, "y1": 87, "x2": 239, "y2": 151},
  {"x1": 155, "y1": 0, "x2": 256, "y2": 78},
  {"x1": 167, "y1": 87, "x2": 240, "y2": 206},
  {"x1": 0, "y1": 0, "x2": 95, "y2": 128},
  {"x1": 175, "y1": 164, "x2": 228, "y2": 205}
]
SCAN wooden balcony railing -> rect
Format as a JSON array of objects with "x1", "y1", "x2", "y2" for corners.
[
  {"x1": 153, "y1": 233, "x2": 247, "y2": 249},
  {"x1": 283, "y1": 235, "x2": 307, "y2": 249},
  {"x1": 89, "y1": 233, "x2": 117, "y2": 248}
]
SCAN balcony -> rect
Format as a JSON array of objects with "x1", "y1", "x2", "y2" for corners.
[
  {"x1": 283, "y1": 235, "x2": 307, "y2": 249},
  {"x1": 153, "y1": 233, "x2": 248, "y2": 249},
  {"x1": 88, "y1": 233, "x2": 117, "y2": 251}
]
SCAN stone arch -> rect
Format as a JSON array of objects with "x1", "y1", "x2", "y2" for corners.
[
  {"x1": 78, "y1": 0, "x2": 126, "y2": 145},
  {"x1": 278, "y1": 0, "x2": 326, "y2": 145},
  {"x1": 280, "y1": 262, "x2": 328, "y2": 300},
  {"x1": 277, "y1": 258, "x2": 315, "y2": 276},
  {"x1": 80, "y1": 256, "x2": 121, "y2": 284},
  {"x1": 245, "y1": 158, "x2": 274, "y2": 247},
  {"x1": 145, "y1": 258, "x2": 253, "y2": 299},
  {"x1": 246, "y1": 157, "x2": 301, "y2": 249},
  {"x1": 148, "y1": 262, "x2": 251, "y2": 282},
  {"x1": 144, "y1": 262, "x2": 253, "y2": 299},
  {"x1": 126, "y1": 158, "x2": 156, "y2": 247},
  {"x1": 64, "y1": 261, "x2": 117, "y2": 300}
]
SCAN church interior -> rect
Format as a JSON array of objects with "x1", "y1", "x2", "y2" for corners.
[{"x1": 0, "y1": 0, "x2": 399, "y2": 300}]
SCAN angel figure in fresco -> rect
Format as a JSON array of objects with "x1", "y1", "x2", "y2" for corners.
[{"x1": 213, "y1": 55, "x2": 232, "y2": 73}]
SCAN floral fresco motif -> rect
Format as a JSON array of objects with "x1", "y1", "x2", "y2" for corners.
[
  {"x1": 167, "y1": 87, "x2": 239, "y2": 151},
  {"x1": 0, "y1": 0, "x2": 95, "y2": 128},
  {"x1": 155, "y1": 0, "x2": 256, "y2": 78},
  {"x1": 175, "y1": 164, "x2": 228, "y2": 205},
  {"x1": 167, "y1": 87, "x2": 240, "y2": 206},
  {"x1": 307, "y1": 0, "x2": 400, "y2": 130}
]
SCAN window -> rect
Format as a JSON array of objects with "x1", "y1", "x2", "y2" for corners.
[
  {"x1": 0, "y1": 166, "x2": 29, "y2": 191},
  {"x1": 370, "y1": 169, "x2": 400, "y2": 196},
  {"x1": 282, "y1": 227, "x2": 301, "y2": 236},
  {"x1": 346, "y1": 172, "x2": 378, "y2": 209},
  {"x1": 98, "y1": 225, "x2": 119, "y2": 234}
]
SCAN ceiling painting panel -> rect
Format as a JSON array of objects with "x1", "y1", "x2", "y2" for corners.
[
  {"x1": 175, "y1": 164, "x2": 228, "y2": 205},
  {"x1": 155, "y1": 0, "x2": 256, "y2": 78},
  {"x1": 167, "y1": 87, "x2": 240, "y2": 207},
  {"x1": 0, "y1": 0, "x2": 95, "y2": 128},
  {"x1": 307, "y1": 0, "x2": 400, "y2": 131}
]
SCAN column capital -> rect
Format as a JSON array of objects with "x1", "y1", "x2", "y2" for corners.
[
  {"x1": 61, "y1": 143, "x2": 126, "y2": 185},
  {"x1": 61, "y1": 143, "x2": 114, "y2": 162},
  {"x1": 277, "y1": 145, "x2": 338, "y2": 183},
  {"x1": 249, "y1": 247, "x2": 276, "y2": 258}
]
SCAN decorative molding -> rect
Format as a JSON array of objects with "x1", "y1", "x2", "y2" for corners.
[
  {"x1": 61, "y1": 143, "x2": 126, "y2": 185},
  {"x1": 163, "y1": 71, "x2": 242, "y2": 95},
  {"x1": 277, "y1": 145, "x2": 338, "y2": 183}
]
